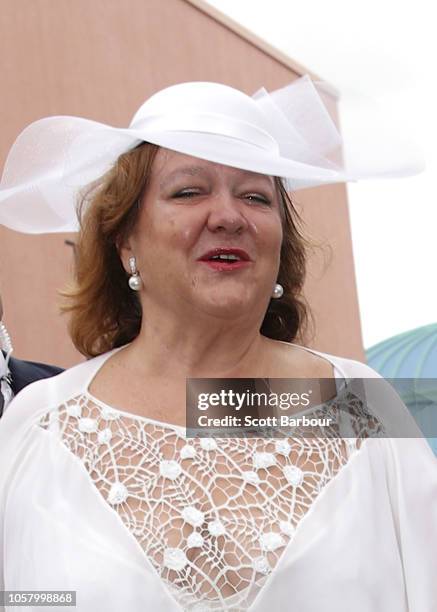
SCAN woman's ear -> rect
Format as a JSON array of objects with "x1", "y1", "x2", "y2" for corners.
[{"x1": 118, "y1": 236, "x2": 135, "y2": 275}]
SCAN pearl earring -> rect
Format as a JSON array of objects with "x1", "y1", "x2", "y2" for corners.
[
  {"x1": 272, "y1": 283, "x2": 284, "y2": 299},
  {"x1": 128, "y1": 256, "x2": 143, "y2": 291}
]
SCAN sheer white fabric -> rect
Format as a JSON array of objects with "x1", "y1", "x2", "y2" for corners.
[
  {"x1": 0, "y1": 346, "x2": 436, "y2": 612},
  {"x1": 36, "y1": 385, "x2": 380, "y2": 611},
  {"x1": 0, "y1": 78, "x2": 424, "y2": 234}
]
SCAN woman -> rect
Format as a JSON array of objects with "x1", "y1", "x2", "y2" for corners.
[{"x1": 0, "y1": 78, "x2": 436, "y2": 612}]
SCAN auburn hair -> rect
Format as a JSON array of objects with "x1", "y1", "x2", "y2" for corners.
[{"x1": 62, "y1": 142, "x2": 312, "y2": 357}]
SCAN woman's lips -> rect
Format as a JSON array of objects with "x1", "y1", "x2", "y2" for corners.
[
  {"x1": 197, "y1": 247, "x2": 252, "y2": 272},
  {"x1": 198, "y1": 260, "x2": 252, "y2": 271}
]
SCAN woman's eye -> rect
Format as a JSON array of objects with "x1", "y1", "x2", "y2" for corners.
[
  {"x1": 172, "y1": 189, "x2": 201, "y2": 199},
  {"x1": 244, "y1": 193, "x2": 271, "y2": 205},
  {"x1": 171, "y1": 189, "x2": 271, "y2": 205}
]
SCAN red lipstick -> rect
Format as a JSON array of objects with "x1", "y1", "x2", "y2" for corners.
[{"x1": 197, "y1": 247, "x2": 252, "y2": 271}]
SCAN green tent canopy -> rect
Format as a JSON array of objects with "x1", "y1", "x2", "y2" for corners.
[{"x1": 366, "y1": 323, "x2": 437, "y2": 455}]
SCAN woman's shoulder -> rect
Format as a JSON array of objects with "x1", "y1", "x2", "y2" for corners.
[
  {"x1": 5, "y1": 350, "x2": 116, "y2": 414},
  {"x1": 268, "y1": 338, "x2": 382, "y2": 379},
  {"x1": 302, "y1": 346, "x2": 425, "y2": 437},
  {"x1": 304, "y1": 347, "x2": 383, "y2": 379}
]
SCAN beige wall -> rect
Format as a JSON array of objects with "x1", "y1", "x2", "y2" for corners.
[{"x1": 0, "y1": 0, "x2": 365, "y2": 367}]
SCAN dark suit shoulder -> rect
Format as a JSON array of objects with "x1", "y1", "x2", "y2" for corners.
[{"x1": 7, "y1": 354, "x2": 64, "y2": 394}]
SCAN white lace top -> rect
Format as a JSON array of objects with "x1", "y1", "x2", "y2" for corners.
[
  {"x1": 1, "y1": 346, "x2": 436, "y2": 612},
  {"x1": 37, "y1": 373, "x2": 384, "y2": 611}
]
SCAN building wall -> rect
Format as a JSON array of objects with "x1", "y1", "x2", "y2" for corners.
[{"x1": 0, "y1": 0, "x2": 365, "y2": 367}]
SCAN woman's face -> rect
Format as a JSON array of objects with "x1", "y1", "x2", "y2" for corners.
[{"x1": 124, "y1": 148, "x2": 283, "y2": 322}]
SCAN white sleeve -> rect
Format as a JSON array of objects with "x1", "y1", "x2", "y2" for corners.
[
  {"x1": 383, "y1": 436, "x2": 437, "y2": 611},
  {"x1": 334, "y1": 355, "x2": 437, "y2": 609},
  {"x1": 0, "y1": 379, "x2": 53, "y2": 612},
  {"x1": 0, "y1": 351, "x2": 115, "y2": 611}
]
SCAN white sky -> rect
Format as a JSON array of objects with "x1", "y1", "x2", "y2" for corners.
[{"x1": 205, "y1": 0, "x2": 436, "y2": 349}]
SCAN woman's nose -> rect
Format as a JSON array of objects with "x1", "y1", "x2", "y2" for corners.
[{"x1": 206, "y1": 193, "x2": 248, "y2": 234}]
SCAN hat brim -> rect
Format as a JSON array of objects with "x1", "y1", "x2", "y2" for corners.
[
  {"x1": 0, "y1": 77, "x2": 425, "y2": 234},
  {"x1": 0, "y1": 115, "x2": 344, "y2": 234}
]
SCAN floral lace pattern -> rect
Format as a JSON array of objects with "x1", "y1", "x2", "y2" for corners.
[{"x1": 38, "y1": 391, "x2": 385, "y2": 611}]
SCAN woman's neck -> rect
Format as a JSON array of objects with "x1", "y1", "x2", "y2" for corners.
[{"x1": 121, "y1": 305, "x2": 270, "y2": 379}]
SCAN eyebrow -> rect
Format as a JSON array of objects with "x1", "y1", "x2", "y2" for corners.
[{"x1": 159, "y1": 165, "x2": 274, "y2": 190}]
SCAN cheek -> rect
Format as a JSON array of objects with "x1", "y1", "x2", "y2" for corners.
[
  {"x1": 172, "y1": 219, "x2": 199, "y2": 247},
  {"x1": 254, "y1": 217, "x2": 283, "y2": 262},
  {"x1": 165, "y1": 211, "x2": 206, "y2": 252},
  {"x1": 137, "y1": 208, "x2": 205, "y2": 263}
]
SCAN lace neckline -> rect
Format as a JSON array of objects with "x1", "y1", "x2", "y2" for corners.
[
  {"x1": 84, "y1": 342, "x2": 349, "y2": 430},
  {"x1": 39, "y1": 383, "x2": 381, "y2": 611}
]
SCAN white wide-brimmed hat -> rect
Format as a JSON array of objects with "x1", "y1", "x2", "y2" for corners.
[{"x1": 0, "y1": 75, "x2": 424, "y2": 233}]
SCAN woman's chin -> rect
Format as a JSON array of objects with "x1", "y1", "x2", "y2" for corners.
[{"x1": 194, "y1": 292, "x2": 260, "y2": 319}]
